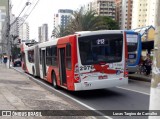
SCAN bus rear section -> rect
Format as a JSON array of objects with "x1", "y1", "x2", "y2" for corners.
[
  {"x1": 74, "y1": 31, "x2": 128, "y2": 91},
  {"x1": 126, "y1": 32, "x2": 142, "y2": 73},
  {"x1": 21, "y1": 43, "x2": 40, "y2": 77}
]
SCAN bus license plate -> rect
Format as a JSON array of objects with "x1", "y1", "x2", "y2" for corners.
[
  {"x1": 128, "y1": 54, "x2": 136, "y2": 59},
  {"x1": 98, "y1": 75, "x2": 108, "y2": 80}
]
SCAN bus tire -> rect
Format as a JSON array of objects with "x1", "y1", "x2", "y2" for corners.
[
  {"x1": 32, "y1": 66, "x2": 35, "y2": 77},
  {"x1": 52, "y1": 72, "x2": 58, "y2": 89}
]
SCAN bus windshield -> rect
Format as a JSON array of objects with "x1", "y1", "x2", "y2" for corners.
[
  {"x1": 126, "y1": 34, "x2": 138, "y2": 52},
  {"x1": 78, "y1": 34, "x2": 123, "y2": 65}
]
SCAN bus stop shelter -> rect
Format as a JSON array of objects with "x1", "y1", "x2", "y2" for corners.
[{"x1": 142, "y1": 41, "x2": 154, "y2": 54}]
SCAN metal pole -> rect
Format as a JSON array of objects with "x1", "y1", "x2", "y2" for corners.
[
  {"x1": 149, "y1": 0, "x2": 160, "y2": 118},
  {"x1": 7, "y1": 0, "x2": 10, "y2": 68}
]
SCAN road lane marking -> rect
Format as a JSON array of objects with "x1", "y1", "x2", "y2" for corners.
[
  {"x1": 116, "y1": 86, "x2": 150, "y2": 96},
  {"x1": 13, "y1": 67, "x2": 112, "y2": 119}
]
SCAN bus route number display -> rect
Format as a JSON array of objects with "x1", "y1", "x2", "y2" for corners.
[
  {"x1": 97, "y1": 39, "x2": 105, "y2": 45},
  {"x1": 126, "y1": 34, "x2": 138, "y2": 43}
]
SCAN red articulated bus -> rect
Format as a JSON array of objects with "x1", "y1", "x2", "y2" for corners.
[{"x1": 21, "y1": 30, "x2": 128, "y2": 91}]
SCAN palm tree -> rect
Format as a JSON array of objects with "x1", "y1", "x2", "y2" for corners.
[
  {"x1": 99, "y1": 16, "x2": 119, "y2": 30},
  {"x1": 65, "y1": 8, "x2": 105, "y2": 34},
  {"x1": 52, "y1": 25, "x2": 68, "y2": 38}
]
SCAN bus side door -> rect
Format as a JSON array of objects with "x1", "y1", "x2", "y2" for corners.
[
  {"x1": 40, "y1": 48, "x2": 47, "y2": 78},
  {"x1": 58, "y1": 43, "x2": 72, "y2": 87}
]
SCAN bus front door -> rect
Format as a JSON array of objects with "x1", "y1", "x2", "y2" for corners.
[
  {"x1": 59, "y1": 48, "x2": 67, "y2": 86},
  {"x1": 42, "y1": 49, "x2": 46, "y2": 77}
]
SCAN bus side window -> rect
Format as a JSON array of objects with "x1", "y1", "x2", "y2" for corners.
[
  {"x1": 46, "y1": 47, "x2": 52, "y2": 65},
  {"x1": 52, "y1": 46, "x2": 57, "y2": 66},
  {"x1": 66, "y1": 44, "x2": 71, "y2": 69},
  {"x1": 28, "y1": 50, "x2": 34, "y2": 63}
]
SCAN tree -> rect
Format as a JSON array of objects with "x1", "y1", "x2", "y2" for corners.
[
  {"x1": 65, "y1": 9, "x2": 106, "y2": 34},
  {"x1": 99, "y1": 16, "x2": 119, "y2": 30},
  {"x1": 11, "y1": 45, "x2": 20, "y2": 61},
  {"x1": 52, "y1": 25, "x2": 69, "y2": 38}
]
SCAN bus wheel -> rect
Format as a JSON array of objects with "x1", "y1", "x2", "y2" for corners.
[
  {"x1": 32, "y1": 67, "x2": 35, "y2": 77},
  {"x1": 52, "y1": 72, "x2": 58, "y2": 89}
]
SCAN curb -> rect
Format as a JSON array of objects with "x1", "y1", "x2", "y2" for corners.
[
  {"x1": 128, "y1": 75, "x2": 151, "y2": 82},
  {"x1": 11, "y1": 66, "x2": 25, "y2": 75}
]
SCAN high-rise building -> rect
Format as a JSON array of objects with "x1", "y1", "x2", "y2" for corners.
[
  {"x1": 38, "y1": 27, "x2": 42, "y2": 43},
  {"x1": 83, "y1": 2, "x2": 93, "y2": 11},
  {"x1": 18, "y1": 17, "x2": 29, "y2": 41},
  {"x1": 38, "y1": 24, "x2": 48, "y2": 43},
  {"x1": 42, "y1": 24, "x2": 48, "y2": 42},
  {"x1": 91, "y1": 0, "x2": 116, "y2": 20},
  {"x1": 132, "y1": 0, "x2": 157, "y2": 29},
  {"x1": 0, "y1": 0, "x2": 9, "y2": 54},
  {"x1": 10, "y1": 14, "x2": 18, "y2": 37},
  {"x1": 115, "y1": 0, "x2": 121, "y2": 23},
  {"x1": 53, "y1": 9, "x2": 73, "y2": 29},
  {"x1": 115, "y1": 0, "x2": 133, "y2": 30}
]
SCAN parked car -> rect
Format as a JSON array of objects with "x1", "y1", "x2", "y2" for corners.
[{"x1": 13, "y1": 58, "x2": 21, "y2": 67}]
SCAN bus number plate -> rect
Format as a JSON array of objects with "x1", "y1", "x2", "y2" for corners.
[
  {"x1": 98, "y1": 75, "x2": 108, "y2": 80},
  {"x1": 128, "y1": 54, "x2": 136, "y2": 59}
]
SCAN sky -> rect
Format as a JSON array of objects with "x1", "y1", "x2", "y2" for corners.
[{"x1": 11, "y1": 0, "x2": 92, "y2": 40}]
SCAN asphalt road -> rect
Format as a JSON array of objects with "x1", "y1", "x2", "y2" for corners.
[{"x1": 15, "y1": 67, "x2": 150, "y2": 119}]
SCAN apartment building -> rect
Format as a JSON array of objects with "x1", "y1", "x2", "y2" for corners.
[
  {"x1": 41, "y1": 24, "x2": 48, "y2": 42},
  {"x1": 18, "y1": 17, "x2": 29, "y2": 41},
  {"x1": 115, "y1": 0, "x2": 121, "y2": 23},
  {"x1": 0, "y1": 0, "x2": 9, "y2": 54},
  {"x1": 10, "y1": 14, "x2": 18, "y2": 37},
  {"x1": 83, "y1": 2, "x2": 93, "y2": 11},
  {"x1": 115, "y1": 0, "x2": 133, "y2": 30},
  {"x1": 38, "y1": 24, "x2": 48, "y2": 43},
  {"x1": 91, "y1": 0, "x2": 116, "y2": 20},
  {"x1": 38, "y1": 27, "x2": 42, "y2": 43},
  {"x1": 132, "y1": 0, "x2": 157, "y2": 29},
  {"x1": 53, "y1": 9, "x2": 73, "y2": 29}
]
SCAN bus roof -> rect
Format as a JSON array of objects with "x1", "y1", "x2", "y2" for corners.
[
  {"x1": 76, "y1": 30, "x2": 124, "y2": 37},
  {"x1": 38, "y1": 39, "x2": 59, "y2": 48}
]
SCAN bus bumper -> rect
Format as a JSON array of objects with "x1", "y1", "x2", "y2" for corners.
[
  {"x1": 127, "y1": 65, "x2": 139, "y2": 73},
  {"x1": 74, "y1": 78, "x2": 128, "y2": 91}
]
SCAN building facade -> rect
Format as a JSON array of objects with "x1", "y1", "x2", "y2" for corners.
[
  {"x1": 41, "y1": 24, "x2": 48, "y2": 42},
  {"x1": 53, "y1": 9, "x2": 73, "y2": 29},
  {"x1": 10, "y1": 14, "x2": 18, "y2": 37},
  {"x1": 115, "y1": 0, "x2": 133, "y2": 30},
  {"x1": 38, "y1": 24, "x2": 48, "y2": 43},
  {"x1": 83, "y1": 2, "x2": 93, "y2": 11},
  {"x1": 18, "y1": 17, "x2": 29, "y2": 41},
  {"x1": 91, "y1": 0, "x2": 116, "y2": 20},
  {"x1": 0, "y1": 0, "x2": 9, "y2": 54},
  {"x1": 38, "y1": 27, "x2": 42, "y2": 43},
  {"x1": 132, "y1": 0, "x2": 157, "y2": 29},
  {"x1": 115, "y1": 0, "x2": 121, "y2": 24}
]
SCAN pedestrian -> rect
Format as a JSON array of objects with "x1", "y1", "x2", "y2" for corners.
[
  {"x1": 144, "y1": 54, "x2": 152, "y2": 75},
  {"x1": 138, "y1": 56, "x2": 145, "y2": 74},
  {"x1": 3, "y1": 55, "x2": 8, "y2": 67}
]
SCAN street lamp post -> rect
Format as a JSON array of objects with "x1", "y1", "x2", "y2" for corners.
[{"x1": 6, "y1": 1, "x2": 31, "y2": 68}]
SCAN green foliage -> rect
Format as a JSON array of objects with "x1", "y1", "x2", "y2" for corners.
[
  {"x1": 11, "y1": 46, "x2": 20, "y2": 59},
  {"x1": 52, "y1": 25, "x2": 69, "y2": 38},
  {"x1": 98, "y1": 16, "x2": 119, "y2": 30}
]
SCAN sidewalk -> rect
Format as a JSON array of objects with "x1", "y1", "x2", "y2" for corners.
[
  {"x1": 128, "y1": 73, "x2": 151, "y2": 82},
  {"x1": 0, "y1": 64, "x2": 96, "y2": 119}
]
